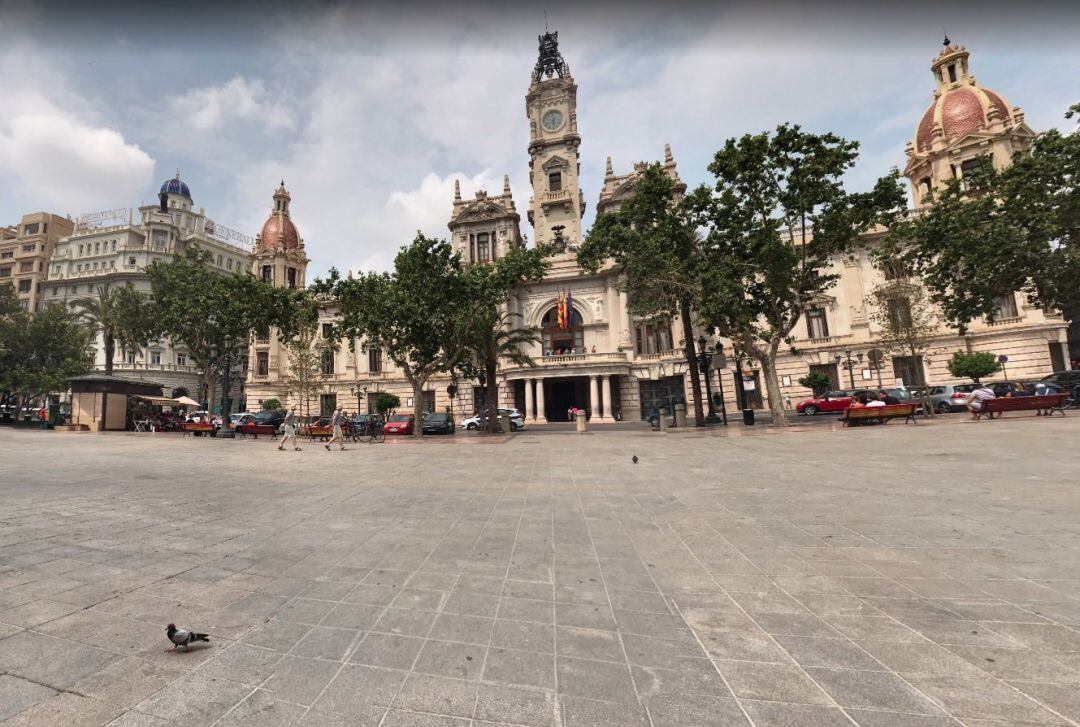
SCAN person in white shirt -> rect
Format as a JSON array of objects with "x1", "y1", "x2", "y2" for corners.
[{"x1": 278, "y1": 407, "x2": 300, "y2": 451}]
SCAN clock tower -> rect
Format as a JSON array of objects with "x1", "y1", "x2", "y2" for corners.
[{"x1": 526, "y1": 31, "x2": 585, "y2": 251}]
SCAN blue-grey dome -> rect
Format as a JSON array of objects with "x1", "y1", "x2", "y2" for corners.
[{"x1": 160, "y1": 175, "x2": 191, "y2": 198}]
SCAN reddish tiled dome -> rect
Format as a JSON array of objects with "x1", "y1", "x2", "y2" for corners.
[
  {"x1": 260, "y1": 214, "x2": 300, "y2": 251},
  {"x1": 914, "y1": 87, "x2": 1013, "y2": 152}
]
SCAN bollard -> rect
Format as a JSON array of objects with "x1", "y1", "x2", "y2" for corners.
[
  {"x1": 500, "y1": 412, "x2": 511, "y2": 433},
  {"x1": 576, "y1": 411, "x2": 586, "y2": 432},
  {"x1": 674, "y1": 403, "x2": 687, "y2": 428},
  {"x1": 658, "y1": 408, "x2": 668, "y2": 432}
]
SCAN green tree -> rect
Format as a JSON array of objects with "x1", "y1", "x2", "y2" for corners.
[
  {"x1": 898, "y1": 101, "x2": 1079, "y2": 332},
  {"x1": 797, "y1": 371, "x2": 832, "y2": 397},
  {"x1": 261, "y1": 398, "x2": 282, "y2": 411},
  {"x1": 578, "y1": 164, "x2": 710, "y2": 426},
  {"x1": 314, "y1": 233, "x2": 466, "y2": 438},
  {"x1": 697, "y1": 124, "x2": 905, "y2": 425},
  {"x1": 374, "y1": 392, "x2": 400, "y2": 416},
  {"x1": 866, "y1": 233, "x2": 941, "y2": 413},
  {"x1": 0, "y1": 283, "x2": 21, "y2": 410},
  {"x1": 947, "y1": 351, "x2": 1002, "y2": 383},
  {"x1": 0, "y1": 302, "x2": 93, "y2": 422},
  {"x1": 457, "y1": 245, "x2": 547, "y2": 432},
  {"x1": 147, "y1": 245, "x2": 302, "y2": 412},
  {"x1": 74, "y1": 284, "x2": 155, "y2": 376},
  {"x1": 280, "y1": 296, "x2": 327, "y2": 421}
]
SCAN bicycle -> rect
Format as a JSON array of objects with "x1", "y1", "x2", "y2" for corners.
[{"x1": 365, "y1": 418, "x2": 385, "y2": 444}]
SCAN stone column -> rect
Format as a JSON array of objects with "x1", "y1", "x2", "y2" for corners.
[
  {"x1": 535, "y1": 378, "x2": 547, "y2": 423},
  {"x1": 601, "y1": 375, "x2": 613, "y2": 422},
  {"x1": 589, "y1": 375, "x2": 599, "y2": 421},
  {"x1": 525, "y1": 378, "x2": 535, "y2": 421}
]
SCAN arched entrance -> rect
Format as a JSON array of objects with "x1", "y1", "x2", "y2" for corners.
[{"x1": 541, "y1": 306, "x2": 583, "y2": 355}]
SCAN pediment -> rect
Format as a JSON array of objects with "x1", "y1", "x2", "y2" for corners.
[
  {"x1": 541, "y1": 155, "x2": 569, "y2": 171},
  {"x1": 456, "y1": 200, "x2": 511, "y2": 221}
]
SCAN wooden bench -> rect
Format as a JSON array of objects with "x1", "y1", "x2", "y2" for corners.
[
  {"x1": 978, "y1": 393, "x2": 1069, "y2": 419},
  {"x1": 307, "y1": 425, "x2": 332, "y2": 441},
  {"x1": 234, "y1": 423, "x2": 278, "y2": 439},
  {"x1": 181, "y1": 422, "x2": 216, "y2": 437},
  {"x1": 841, "y1": 403, "x2": 919, "y2": 427}
]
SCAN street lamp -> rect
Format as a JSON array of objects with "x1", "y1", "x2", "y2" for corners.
[
  {"x1": 834, "y1": 349, "x2": 864, "y2": 389},
  {"x1": 697, "y1": 336, "x2": 727, "y2": 425},
  {"x1": 215, "y1": 334, "x2": 235, "y2": 438},
  {"x1": 350, "y1": 384, "x2": 368, "y2": 415}
]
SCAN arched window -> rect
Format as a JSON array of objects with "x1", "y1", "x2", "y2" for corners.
[{"x1": 541, "y1": 306, "x2": 584, "y2": 355}]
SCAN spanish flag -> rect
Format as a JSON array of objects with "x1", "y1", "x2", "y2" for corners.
[{"x1": 557, "y1": 291, "x2": 566, "y2": 329}]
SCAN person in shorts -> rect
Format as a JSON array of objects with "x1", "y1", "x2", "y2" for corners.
[
  {"x1": 325, "y1": 406, "x2": 346, "y2": 451},
  {"x1": 278, "y1": 407, "x2": 300, "y2": 451}
]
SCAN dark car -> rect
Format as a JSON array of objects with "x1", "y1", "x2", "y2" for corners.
[
  {"x1": 421, "y1": 412, "x2": 455, "y2": 435},
  {"x1": 1041, "y1": 370, "x2": 1080, "y2": 403}
]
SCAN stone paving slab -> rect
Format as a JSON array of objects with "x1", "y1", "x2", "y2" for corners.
[{"x1": 2, "y1": 418, "x2": 1080, "y2": 725}]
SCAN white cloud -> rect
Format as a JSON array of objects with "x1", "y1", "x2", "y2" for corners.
[
  {"x1": 166, "y1": 76, "x2": 295, "y2": 133},
  {"x1": 0, "y1": 110, "x2": 155, "y2": 214}
]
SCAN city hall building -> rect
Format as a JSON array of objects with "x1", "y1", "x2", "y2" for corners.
[{"x1": 245, "y1": 35, "x2": 1072, "y2": 421}]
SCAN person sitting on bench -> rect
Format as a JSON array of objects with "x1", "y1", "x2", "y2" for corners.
[
  {"x1": 966, "y1": 383, "x2": 996, "y2": 419},
  {"x1": 866, "y1": 392, "x2": 887, "y2": 408}
]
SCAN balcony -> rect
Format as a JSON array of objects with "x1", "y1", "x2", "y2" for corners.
[
  {"x1": 634, "y1": 350, "x2": 682, "y2": 362},
  {"x1": 96, "y1": 363, "x2": 201, "y2": 374},
  {"x1": 538, "y1": 190, "x2": 571, "y2": 207},
  {"x1": 984, "y1": 316, "x2": 1023, "y2": 328},
  {"x1": 532, "y1": 351, "x2": 629, "y2": 368}
]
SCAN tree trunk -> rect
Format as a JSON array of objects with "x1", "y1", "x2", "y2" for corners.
[
  {"x1": 103, "y1": 332, "x2": 114, "y2": 377},
  {"x1": 485, "y1": 354, "x2": 500, "y2": 434},
  {"x1": 411, "y1": 378, "x2": 424, "y2": 438},
  {"x1": 679, "y1": 298, "x2": 704, "y2": 427},
  {"x1": 757, "y1": 340, "x2": 789, "y2": 427},
  {"x1": 911, "y1": 341, "x2": 935, "y2": 417}
]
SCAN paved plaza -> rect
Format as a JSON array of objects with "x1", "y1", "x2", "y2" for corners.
[{"x1": 2, "y1": 418, "x2": 1080, "y2": 726}]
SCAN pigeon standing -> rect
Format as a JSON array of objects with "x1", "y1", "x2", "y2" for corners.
[
  {"x1": 632, "y1": 455, "x2": 638, "y2": 464},
  {"x1": 166, "y1": 623, "x2": 210, "y2": 652}
]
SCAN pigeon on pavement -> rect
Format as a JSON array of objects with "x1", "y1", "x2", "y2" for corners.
[
  {"x1": 632, "y1": 455, "x2": 638, "y2": 464},
  {"x1": 166, "y1": 623, "x2": 210, "y2": 652}
]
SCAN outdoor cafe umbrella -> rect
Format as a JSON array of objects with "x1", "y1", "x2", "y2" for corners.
[{"x1": 173, "y1": 396, "x2": 201, "y2": 407}]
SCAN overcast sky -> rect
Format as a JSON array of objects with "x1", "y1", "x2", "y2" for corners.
[{"x1": 1, "y1": 0, "x2": 1077, "y2": 276}]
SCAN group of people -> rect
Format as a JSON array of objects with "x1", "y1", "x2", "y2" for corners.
[
  {"x1": 276, "y1": 406, "x2": 349, "y2": 452},
  {"x1": 848, "y1": 390, "x2": 902, "y2": 408},
  {"x1": 544, "y1": 345, "x2": 597, "y2": 356},
  {"x1": 965, "y1": 381, "x2": 1056, "y2": 419}
]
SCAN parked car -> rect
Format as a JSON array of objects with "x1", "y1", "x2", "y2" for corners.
[
  {"x1": 1041, "y1": 370, "x2": 1080, "y2": 402},
  {"x1": 796, "y1": 390, "x2": 864, "y2": 415},
  {"x1": 907, "y1": 384, "x2": 976, "y2": 413},
  {"x1": 229, "y1": 412, "x2": 255, "y2": 429},
  {"x1": 383, "y1": 414, "x2": 415, "y2": 435},
  {"x1": 461, "y1": 409, "x2": 525, "y2": 431},
  {"x1": 421, "y1": 412, "x2": 455, "y2": 435}
]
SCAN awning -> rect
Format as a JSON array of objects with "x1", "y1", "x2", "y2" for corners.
[
  {"x1": 173, "y1": 396, "x2": 200, "y2": 407},
  {"x1": 133, "y1": 395, "x2": 177, "y2": 406}
]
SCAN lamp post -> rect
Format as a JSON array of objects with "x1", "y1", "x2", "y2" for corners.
[
  {"x1": 714, "y1": 341, "x2": 728, "y2": 425},
  {"x1": 350, "y1": 384, "x2": 368, "y2": 416},
  {"x1": 215, "y1": 334, "x2": 235, "y2": 438},
  {"x1": 835, "y1": 349, "x2": 863, "y2": 390},
  {"x1": 697, "y1": 336, "x2": 726, "y2": 425}
]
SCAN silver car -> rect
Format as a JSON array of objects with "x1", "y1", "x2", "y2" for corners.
[{"x1": 908, "y1": 384, "x2": 976, "y2": 414}]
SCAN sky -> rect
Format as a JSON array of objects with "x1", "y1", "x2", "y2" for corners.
[{"x1": 1, "y1": 0, "x2": 1077, "y2": 277}]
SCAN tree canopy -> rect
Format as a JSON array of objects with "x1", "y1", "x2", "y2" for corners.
[
  {"x1": 947, "y1": 351, "x2": 1002, "y2": 382},
  {"x1": 696, "y1": 124, "x2": 906, "y2": 424},
  {"x1": 74, "y1": 284, "x2": 155, "y2": 376},
  {"x1": 579, "y1": 164, "x2": 710, "y2": 425}
]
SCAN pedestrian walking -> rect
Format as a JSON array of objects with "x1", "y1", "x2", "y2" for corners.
[
  {"x1": 325, "y1": 406, "x2": 346, "y2": 451},
  {"x1": 278, "y1": 407, "x2": 301, "y2": 451}
]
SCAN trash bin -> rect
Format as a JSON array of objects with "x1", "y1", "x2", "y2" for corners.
[
  {"x1": 742, "y1": 408, "x2": 755, "y2": 426},
  {"x1": 674, "y1": 404, "x2": 687, "y2": 428},
  {"x1": 576, "y1": 411, "x2": 586, "y2": 432}
]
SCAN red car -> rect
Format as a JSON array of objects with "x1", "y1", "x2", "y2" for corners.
[
  {"x1": 382, "y1": 414, "x2": 415, "y2": 435},
  {"x1": 796, "y1": 390, "x2": 866, "y2": 415}
]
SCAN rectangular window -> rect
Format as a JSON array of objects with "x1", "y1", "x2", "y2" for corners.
[
  {"x1": 322, "y1": 323, "x2": 333, "y2": 338},
  {"x1": 992, "y1": 294, "x2": 1019, "y2": 320},
  {"x1": 226, "y1": 258, "x2": 233, "y2": 270},
  {"x1": 21, "y1": 244, "x2": 35, "y2": 253},
  {"x1": 806, "y1": 307, "x2": 829, "y2": 340},
  {"x1": 177, "y1": 353, "x2": 187, "y2": 367},
  {"x1": 18, "y1": 279, "x2": 31, "y2": 293},
  {"x1": 18, "y1": 261, "x2": 33, "y2": 272},
  {"x1": 1049, "y1": 343, "x2": 1067, "y2": 373},
  {"x1": 150, "y1": 352, "x2": 161, "y2": 365},
  {"x1": 808, "y1": 363, "x2": 840, "y2": 393},
  {"x1": 126, "y1": 351, "x2": 136, "y2": 364},
  {"x1": 256, "y1": 326, "x2": 270, "y2": 342},
  {"x1": 261, "y1": 265, "x2": 273, "y2": 283},
  {"x1": 321, "y1": 350, "x2": 335, "y2": 375},
  {"x1": 887, "y1": 297, "x2": 913, "y2": 330},
  {"x1": 476, "y1": 233, "x2": 489, "y2": 262},
  {"x1": 153, "y1": 231, "x2": 166, "y2": 250},
  {"x1": 22, "y1": 223, "x2": 39, "y2": 236},
  {"x1": 0, "y1": 267, "x2": 10, "y2": 278},
  {"x1": 256, "y1": 351, "x2": 269, "y2": 376},
  {"x1": 947, "y1": 64, "x2": 957, "y2": 83},
  {"x1": 548, "y1": 172, "x2": 562, "y2": 192},
  {"x1": 52, "y1": 287, "x2": 57, "y2": 295},
  {"x1": 892, "y1": 355, "x2": 924, "y2": 387},
  {"x1": 287, "y1": 267, "x2": 297, "y2": 289},
  {"x1": 0, "y1": 251, "x2": 12, "y2": 259},
  {"x1": 368, "y1": 347, "x2": 382, "y2": 373},
  {"x1": 420, "y1": 390, "x2": 436, "y2": 414}
]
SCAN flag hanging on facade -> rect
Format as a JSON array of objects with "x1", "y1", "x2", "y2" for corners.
[
  {"x1": 557, "y1": 291, "x2": 566, "y2": 329},
  {"x1": 565, "y1": 288, "x2": 573, "y2": 329}
]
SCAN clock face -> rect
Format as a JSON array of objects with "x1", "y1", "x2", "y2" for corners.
[{"x1": 542, "y1": 110, "x2": 564, "y2": 132}]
